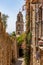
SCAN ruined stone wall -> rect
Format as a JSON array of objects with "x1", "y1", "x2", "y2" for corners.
[
  {"x1": 11, "y1": 37, "x2": 17, "y2": 62},
  {"x1": 0, "y1": 12, "x2": 13, "y2": 65}
]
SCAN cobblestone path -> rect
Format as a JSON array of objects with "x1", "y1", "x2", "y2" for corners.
[{"x1": 15, "y1": 58, "x2": 24, "y2": 65}]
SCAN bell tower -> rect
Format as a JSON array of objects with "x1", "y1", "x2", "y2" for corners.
[{"x1": 16, "y1": 11, "x2": 24, "y2": 36}]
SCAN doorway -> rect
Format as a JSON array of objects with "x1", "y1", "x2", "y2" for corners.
[{"x1": 19, "y1": 47, "x2": 24, "y2": 57}]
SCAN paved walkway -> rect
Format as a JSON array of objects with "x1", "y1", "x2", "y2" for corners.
[{"x1": 15, "y1": 58, "x2": 25, "y2": 65}]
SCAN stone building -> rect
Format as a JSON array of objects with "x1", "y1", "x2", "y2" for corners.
[
  {"x1": 30, "y1": 0, "x2": 43, "y2": 65},
  {"x1": 26, "y1": 0, "x2": 43, "y2": 65},
  {"x1": 0, "y1": 12, "x2": 13, "y2": 65},
  {"x1": 0, "y1": 12, "x2": 17, "y2": 65},
  {"x1": 16, "y1": 11, "x2": 25, "y2": 58},
  {"x1": 16, "y1": 11, "x2": 24, "y2": 36},
  {"x1": 10, "y1": 36, "x2": 17, "y2": 63}
]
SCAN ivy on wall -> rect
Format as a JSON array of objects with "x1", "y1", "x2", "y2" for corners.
[{"x1": 24, "y1": 32, "x2": 32, "y2": 65}]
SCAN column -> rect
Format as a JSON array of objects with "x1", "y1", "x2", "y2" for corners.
[{"x1": 32, "y1": 4, "x2": 36, "y2": 65}]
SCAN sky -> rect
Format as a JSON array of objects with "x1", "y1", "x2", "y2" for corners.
[{"x1": 0, "y1": 0, "x2": 25, "y2": 33}]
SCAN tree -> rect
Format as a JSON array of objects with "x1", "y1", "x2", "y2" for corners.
[
  {"x1": 17, "y1": 33, "x2": 26, "y2": 46},
  {"x1": 2, "y1": 14, "x2": 8, "y2": 29},
  {"x1": 10, "y1": 31, "x2": 16, "y2": 37}
]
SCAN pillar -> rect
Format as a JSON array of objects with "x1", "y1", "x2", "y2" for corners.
[{"x1": 32, "y1": 4, "x2": 36, "y2": 65}]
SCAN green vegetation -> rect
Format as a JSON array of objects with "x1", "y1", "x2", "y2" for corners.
[
  {"x1": 17, "y1": 33, "x2": 26, "y2": 46},
  {"x1": 24, "y1": 3, "x2": 32, "y2": 65},
  {"x1": 11, "y1": 31, "x2": 16, "y2": 37},
  {"x1": 24, "y1": 32, "x2": 32, "y2": 65}
]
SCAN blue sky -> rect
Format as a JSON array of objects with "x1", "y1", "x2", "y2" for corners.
[{"x1": 0, "y1": 0, "x2": 25, "y2": 33}]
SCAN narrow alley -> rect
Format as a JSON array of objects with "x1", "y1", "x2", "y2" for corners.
[{"x1": 15, "y1": 58, "x2": 24, "y2": 65}]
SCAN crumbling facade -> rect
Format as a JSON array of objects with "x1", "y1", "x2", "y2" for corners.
[
  {"x1": 0, "y1": 12, "x2": 17, "y2": 65},
  {"x1": 26, "y1": 0, "x2": 43, "y2": 65},
  {"x1": 0, "y1": 12, "x2": 12, "y2": 65}
]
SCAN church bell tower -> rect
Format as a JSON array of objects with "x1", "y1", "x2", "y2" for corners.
[{"x1": 16, "y1": 11, "x2": 24, "y2": 36}]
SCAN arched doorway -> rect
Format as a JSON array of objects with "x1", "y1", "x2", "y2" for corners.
[{"x1": 19, "y1": 47, "x2": 24, "y2": 57}]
